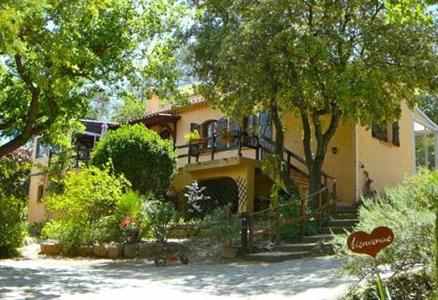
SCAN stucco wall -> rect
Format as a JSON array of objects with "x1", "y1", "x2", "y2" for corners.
[
  {"x1": 356, "y1": 102, "x2": 416, "y2": 197},
  {"x1": 281, "y1": 113, "x2": 356, "y2": 204},
  {"x1": 172, "y1": 104, "x2": 356, "y2": 204},
  {"x1": 28, "y1": 158, "x2": 49, "y2": 223}
]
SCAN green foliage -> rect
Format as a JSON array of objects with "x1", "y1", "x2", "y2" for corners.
[
  {"x1": 200, "y1": 203, "x2": 240, "y2": 245},
  {"x1": 418, "y1": 94, "x2": 438, "y2": 124},
  {"x1": 112, "y1": 93, "x2": 147, "y2": 123},
  {"x1": 90, "y1": 124, "x2": 177, "y2": 195},
  {"x1": 189, "y1": 0, "x2": 438, "y2": 196},
  {"x1": 143, "y1": 197, "x2": 178, "y2": 242},
  {"x1": 0, "y1": 149, "x2": 31, "y2": 199},
  {"x1": 184, "y1": 129, "x2": 201, "y2": 143},
  {"x1": 184, "y1": 181, "x2": 211, "y2": 219},
  {"x1": 0, "y1": 189, "x2": 26, "y2": 258},
  {"x1": 332, "y1": 169, "x2": 437, "y2": 291},
  {"x1": 0, "y1": 0, "x2": 188, "y2": 157},
  {"x1": 42, "y1": 166, "x2": 130, "y2": 250}
]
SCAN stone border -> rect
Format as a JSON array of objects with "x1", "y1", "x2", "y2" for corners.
[{"x1": 40, "y1": 241, "x2": 184, "y2": 259}]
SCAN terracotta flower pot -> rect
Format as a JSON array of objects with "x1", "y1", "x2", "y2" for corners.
[{"x1": 223, "y1": 245, "x2": 239, "y2": 258}]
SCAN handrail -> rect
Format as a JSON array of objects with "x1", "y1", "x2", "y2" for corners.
[{"x1": 241, "y1": 180, "x2": 337, "y2": 253}]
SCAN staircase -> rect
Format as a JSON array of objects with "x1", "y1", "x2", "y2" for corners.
[{"x1": 244, "y1": 204, "x2": 358, "y2": 263}]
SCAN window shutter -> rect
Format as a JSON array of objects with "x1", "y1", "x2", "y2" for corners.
[
  {"x1": 392, "y1": 122, "x2": 400, "y2": 146},
  {"x1": 228, "y1": 119, "x2": 240, "y2": 147},
  {"x1": 259, "y1": 112, "x2": 272, "y2": 140},
  {"x1": 216, "y1": 117, "x2": 228, "y2": 149},
  {"x1": 371, "y1": 122, "x2": 388, "y2": 142}
]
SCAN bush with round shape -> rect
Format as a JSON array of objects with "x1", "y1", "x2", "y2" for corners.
[
  {"x1": 90, "y1": 125, "x2": 176, "y2": 195},
  {"x1": 42, "y1": 166, "x2": 130, "y2": 251}
]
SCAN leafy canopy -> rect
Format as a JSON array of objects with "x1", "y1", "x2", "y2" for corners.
[
  {"x1": 0, "y1": 0, "x2": 187, "y2": 157},
  {"x1": 90, "y1": 124, "x2": 177, "y2": 195},
  {"x1": 189, "y1": 0, "x2": 438, "y2": 195}
]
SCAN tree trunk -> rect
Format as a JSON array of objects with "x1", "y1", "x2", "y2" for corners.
[
  {"x1": 299, "y1": 105, "x2": 341, "y2": 208},
  {"x1": 270, "y1": 104, "x2": 299, "y2": 198}
]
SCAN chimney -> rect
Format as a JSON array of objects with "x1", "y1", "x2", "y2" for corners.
[{"x1": 146, "y1": 88, "x2": 160, "y2": 112}]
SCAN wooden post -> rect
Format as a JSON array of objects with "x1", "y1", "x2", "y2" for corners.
[
  {"x1": 255, "y1": 137, "x2": 260, "y2": 160},
  {"x1": 241, "y1": 213, "x2": 248, "y2": 254},
  {"x1": 188, "y1": 145, "x2": 191, "y2": 164},
  {"x1": 238, "y1": 131, "x2": 242, "y2": 157},
  {"x1": 317, "y1": 191, "x2": 322, "y2": 227},
  {"x1": 274, "y1": 204, "x2": 280, "y2": 242},
  {"x1": 211, "y1": 136, "x2": 215, "y2": 160},
  {"x1": 248, "y1": 214, "x2": 254, "y2": 253},
  {"x1": 300, "y1": 196, "x2": 306, "y2": 238},
  {"x1": 333, "y1": 180, "x2": 337, "y2": 216}
]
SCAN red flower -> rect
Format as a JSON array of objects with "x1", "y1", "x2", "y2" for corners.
[{"x1": 120, "y1": 216, "x2": 134, "y2": 228}]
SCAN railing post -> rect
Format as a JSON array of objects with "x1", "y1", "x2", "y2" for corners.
[
  {"x1": 248, "y1": 214, "x2": 254, "y2": 253},
  {"x1": 211, "y1": 136, "x2": 215, "y2": 160},
  {"x1": 274, "y1": 205, "x2": 280, "y2": 243},
  {"x1": 332, "y1": 180, "x2": 337, "y2": 216},
  {"x1": 255, "y1": 137, "x2": 260, "y2": 160},
  {"x1": 241, "y1": 213, "x2": 249, "y2": 254},
  {"x1": 300, "y1": 196, "x2": 306, "y2": 239},
  {"x1": 287, "y1": 152, "x2": 291, "y2": 172},
  {"x1": 317, "y1": 191, "x2": 322, "y2": 227},
  {"x1": 238, "y1": 131, "x2": 242, "y2": 157},
  {"x1": 188, "y1": 144, "x2": 191, "y2": 164}
]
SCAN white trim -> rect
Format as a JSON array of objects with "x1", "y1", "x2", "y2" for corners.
[
  {"x1": 354, "y1": 124, "x2": 360, "y2": 202},
  {"x1": 411, "y1": 115, "x2": 417, "y2": 171},
  {"x1": 414, "y1": 108, "x2": 438, "y2": 131},
  {"x1": 79, "y1": 119, "x2": 118, "y2": 125},
  {"x1": 78, "y1": 131, "x2": 101, "y2": 137}
]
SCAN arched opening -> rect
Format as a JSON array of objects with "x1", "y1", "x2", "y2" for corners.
[
  {"x1": 159, "y1": 129, "x2": 171, "y2": 140},
  {"x1": 195, "y1": 177, "x2": 239, "y2": 217}
]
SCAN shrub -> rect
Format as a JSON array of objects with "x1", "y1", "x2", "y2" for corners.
[
  {"x1": 143, "y1": 197, "x2": 178, "y2": 242},
  {"x1": 0, "y1": 149, "x2": 31, "y2": 199},
  {"x1": 200, "y1": 203, "x2": 240, "y2": 246},
  {"x1": 332, "y1": 169, "x2": 437, "y2": 298},
  {"x1": 42, "y1": 166, "x2": 129, "y2": 250},
  {"x1": 0, "y1": 189, "x2": 26, "y2": 258},
  {"x1": 184, "y1": 181, "x2": 211, "y2": 219},
  {"x1": 90, "y1": 124, "x2": 177, "y2": 195}
]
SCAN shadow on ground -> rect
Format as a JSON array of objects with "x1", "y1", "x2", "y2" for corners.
[{"x1": 0, "y1": 256, "x2": 354, "y2": 299}]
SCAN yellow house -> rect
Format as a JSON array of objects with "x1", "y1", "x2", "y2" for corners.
[{"x1": 28, "y1": 96, "x2": 438, "y2": 223}]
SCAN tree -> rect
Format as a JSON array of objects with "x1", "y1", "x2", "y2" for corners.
[
  {"x1": 112, "y1": 93, "x2": 147, "y2": 123},
  {"x1": 189, "y1": 0, "x2": 438, "y2": 200},
  {"x1": 90, "y1": 124, "x2": 177, "y2": 195},
  {"x1": 0, "y1": 0, "x2": 187, "y2": 157},
  {"x1": 418, "y1": 94, "x2": 438, "y2": 124},
  {"x1": 0, "y1": 148, "x2": 31, "y2": 200}
]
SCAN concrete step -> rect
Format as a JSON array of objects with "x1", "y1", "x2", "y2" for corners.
[
  {"x1": 328, "y1": 219, "x2": 358, "y2": 227},
  {"x1": 302, "y1": 234, "x2": 333, "y2": 243},
  {"x1": 335, "y1": 212, "x2": 358, "y2": 219},
  {"x1": 274, "y1": 243, "x2": 317, "y2": 252},
  {"x1": 335, "y1": 206, "x2": 358, "y2": 214},
  {"x1": 321, "y1": 226, "x2": 353, "y2": 234},
  {"x1": 244, "y1": 251, "x2": 309, "y2": 263}
]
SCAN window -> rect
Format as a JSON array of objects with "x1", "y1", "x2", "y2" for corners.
[
  {"x1": 371, "y1": 121, "x2": 400, "y2": 146},
  {"x1": 414, "y1": 121, "x2": 436, "y2": 170},
  {"x1": 202, "y1": 120, "x2": 218, "y2": 148},
  {"x1": 37, "y1": 185, "x2": 44, "y2": 203}
]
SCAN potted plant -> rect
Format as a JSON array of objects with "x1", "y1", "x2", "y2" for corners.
[
  {"x1": 200, "y1": 204, "x2": 241, "y2": 258},
  {"x1": 120, "y1": 216, "x2": 141, "y2": 243},
  {"x1": 184, "y1": 130, "x2": 204, "y2": 145},
  {"x1": 218, "y1": 127, "x2": 234, "y2": 145}
]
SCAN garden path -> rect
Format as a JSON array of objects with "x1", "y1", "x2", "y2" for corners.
[{"x1": 0, "y1": 243, "x2": 357, "y2": 300}]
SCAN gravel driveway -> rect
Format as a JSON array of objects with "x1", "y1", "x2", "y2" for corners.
[{"x1": 0, "y1": 245, "x2": 356, "y2": 300}]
